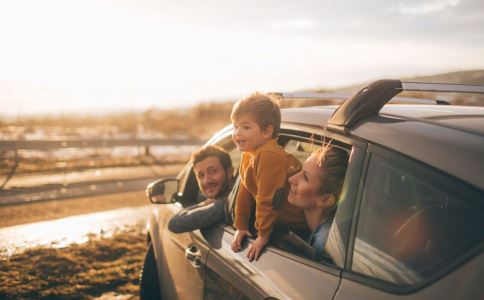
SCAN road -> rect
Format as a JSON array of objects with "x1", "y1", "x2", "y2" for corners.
[{"x1": 0, "y1": 164, "x2": 182, "y2": 205}]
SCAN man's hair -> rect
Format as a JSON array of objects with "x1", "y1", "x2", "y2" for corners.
[
  {"x1": 191, "y1": 145, "x2": 232, "y2": 171},
  {"x1": 230, "y1": 92, "x2": 281, "y2": 138}
]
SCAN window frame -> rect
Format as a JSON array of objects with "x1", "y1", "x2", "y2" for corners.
[
  {"x1": 343, "y1": 143, "x2": 484, "y2": 294},
  {"x1": 221, "y1": 124, "x2": 366, "y2": 271},
  {"x1": 279, "y1": 126, "x2": 367, "y2": 270}
]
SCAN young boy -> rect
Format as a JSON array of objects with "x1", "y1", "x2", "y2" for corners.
[{"x1": 230, "y1": 92, "x2": 307, "y2": 262}]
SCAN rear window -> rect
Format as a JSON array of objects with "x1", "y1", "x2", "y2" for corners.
[{"x1": 352, "y1": 152, "x2": 484, "y2": 286}]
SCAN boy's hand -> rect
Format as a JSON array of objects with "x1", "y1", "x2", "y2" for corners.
[
  {"x1": 247, "y1": 235, "x2": 269, "y2": 262},
  {"x1": 231, "y1": 229, "x2": 252, "y2": 252}
]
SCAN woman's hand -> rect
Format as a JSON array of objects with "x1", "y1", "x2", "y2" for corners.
[
  {"x1": 247, "y1": 235, "x2": 269, "y2": 262},
  {"x1": 231, "y1": 229, "x2": 252, "y2": 252}
]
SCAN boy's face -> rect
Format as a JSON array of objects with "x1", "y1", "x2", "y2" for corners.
[{"x1": 232, "y1": 113, "x2": 273, "y2": 152}]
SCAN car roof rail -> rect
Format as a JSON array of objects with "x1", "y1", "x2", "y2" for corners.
[
  {"x1": 326, "y1": 79, "x2": 484, "y2": 134},
  {"x1": 268, "y1": 92, "x2": 350, "y2": 102},
  {"x1": 269, "y1": 91, "x2": 449, "y2": 105}
]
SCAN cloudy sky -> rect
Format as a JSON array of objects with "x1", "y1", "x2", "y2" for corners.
[{"x1": 0, "y1": 0, "x2": 483, "y2": 116}]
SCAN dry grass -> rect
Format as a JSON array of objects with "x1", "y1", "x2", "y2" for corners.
[
  {"x1": 1, "y1": 101, "x2": 235, "y2": 140},
  {"x1": 0, "y1": 229, "x2": 146, "y2": 300}
]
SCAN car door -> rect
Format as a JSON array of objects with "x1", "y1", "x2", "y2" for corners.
[
  {"x1": 203, "y1": 225, "x2": 342, "y2": 299},
  {"x1": 154, "y1": 129, "x2": 241, "y2": 300},
  {"x1": 202, "y1": 130, "x2": 366, "y2": 299},
  {"x1": 335, "y1": 145, "x2": 484, "y2": 300},
  {"x1": 154, "y1": 162, "x2": 210, "y2": 300}
]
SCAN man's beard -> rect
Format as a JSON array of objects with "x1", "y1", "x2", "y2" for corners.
[
  {"x1": 204, "y1": 170, "x2": 231, "y2": 199},
  {"x1": 217, "y1": 173, "x2": 231, "y2": 198}
]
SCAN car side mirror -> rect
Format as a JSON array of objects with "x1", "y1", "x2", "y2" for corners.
[{"x1": 146, "y1": 178, "x2": 180, "y2": 204}]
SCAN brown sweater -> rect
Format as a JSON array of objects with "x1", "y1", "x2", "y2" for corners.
[{"x1": 234, "y1": 139, "x2": 307, "y2": 239}]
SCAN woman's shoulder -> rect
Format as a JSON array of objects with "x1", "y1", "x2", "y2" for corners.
[{"x1": 310, "y1": 222, "x2": 332, "y2": 253}]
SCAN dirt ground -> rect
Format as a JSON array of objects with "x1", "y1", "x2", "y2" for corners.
[
  {"x1": 0, "y1": 190, "x2": 158, "y2": 299},
  {"x1": 0, "y1": 228, "x2": 146, "y2": 300}
]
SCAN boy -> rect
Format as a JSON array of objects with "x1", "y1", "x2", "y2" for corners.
[{"x1": 230, "y1": 92, "x2": 307, "y2": 261}]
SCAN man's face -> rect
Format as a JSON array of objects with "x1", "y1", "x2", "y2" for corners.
[{"x1": 194, "y1": 156, "x2": 232, "y2": 199}]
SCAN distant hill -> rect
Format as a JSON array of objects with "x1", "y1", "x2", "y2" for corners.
[
  {"x1": 322, "y1": 70, "x2": 484, "y2": 93},
  {"x1": 404, "y1": 70, "x2": 484, "y2": 85},
  {"x1": 310, "y1": 70, "x2": 484, "y2": 106},
  {"x1": 316, "y1": 70, "x2": 484, "y2": 93}
]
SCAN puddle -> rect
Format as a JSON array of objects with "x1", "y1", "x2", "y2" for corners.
[{"x1": 0, "y1": 205, "x2": 153, "y2": 257}]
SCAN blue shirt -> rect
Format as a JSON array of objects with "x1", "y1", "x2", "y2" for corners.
[{"x1": 307, "y1": 220, "x2": 332, "y2": 260}]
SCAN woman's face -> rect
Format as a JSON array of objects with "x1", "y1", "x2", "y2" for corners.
[{"x1": 288, "y1": 154, "x2": 324, "y2": 209}]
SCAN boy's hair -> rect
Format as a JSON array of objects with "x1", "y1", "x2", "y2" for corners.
[
  {"x1": 191, "y1": 145, "x2": 232, "y2": 172},
  {"x1": 230, "y1": 92, "x2": 281, "y2": 138}
]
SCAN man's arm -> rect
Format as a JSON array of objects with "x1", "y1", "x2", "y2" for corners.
[{"x1": 168, "y1": 197, "x2": 226, "y2": 233}]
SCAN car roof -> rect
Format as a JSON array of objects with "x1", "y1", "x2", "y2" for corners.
[
  {"x1": 379, "y1": 105, "x2": 484, "y2": 136},
  {"x1": 282, "y1": 104, "x2": 484, "y2": 191}
]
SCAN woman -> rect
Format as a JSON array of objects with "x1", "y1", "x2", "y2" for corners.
[{"x1": 287, "y1": 145, "x2": 349, "y2": 260}]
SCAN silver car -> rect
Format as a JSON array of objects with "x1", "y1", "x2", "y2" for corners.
[{"x1": 140, "y1": 80, "x2": 484, "y2": 299}]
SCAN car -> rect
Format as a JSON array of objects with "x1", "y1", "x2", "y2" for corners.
[{"x1": 139, "y1": 79, "x2": 484, "y2": 300}]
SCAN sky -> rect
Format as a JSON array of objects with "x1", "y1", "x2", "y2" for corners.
[{"x1": 0, "y1": 0, "x2": 483, "y2": 116}]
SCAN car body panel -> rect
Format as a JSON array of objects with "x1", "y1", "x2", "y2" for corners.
[
  {"x1": 203, "y1": 225, "x2": 341, "y2": 300},
  {"x1": 351, "y1": 115, "x2": 484, "y2": 190},
  {"x1": 150, "y1": 204, "x2": 209, "y2": 300},
  {"x1": 335, "y1": 252, "x2": 484, "y2": 300}
]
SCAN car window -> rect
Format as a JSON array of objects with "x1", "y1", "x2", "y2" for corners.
[
  {"x1": 352, "y1": 152, "x2": 484, "y2": 286},
  {"x1": 179, "y1": 166, "x2": 203, "y2": 207},
  {"x1": 283, "y1": 139, "x2": 319, "y2": 163}
]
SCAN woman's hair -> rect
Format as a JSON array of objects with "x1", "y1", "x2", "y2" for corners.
[{"x1": 311, "y1": 145, "x2": 349, "y2": 205}]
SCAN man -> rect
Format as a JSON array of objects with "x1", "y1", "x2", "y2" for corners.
[{"x1": 168, "y1": 145, "x2": 234, "y2": 233}]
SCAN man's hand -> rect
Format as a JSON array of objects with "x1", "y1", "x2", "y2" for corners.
[
  {"x1": 231, "y1": 229, "x2": 252, "y2": 252},
  {"x1": 247, "y1": 235, "x2": 269, "y2": 262}
]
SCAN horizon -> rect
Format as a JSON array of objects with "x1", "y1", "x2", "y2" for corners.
[
  {"x1": 1, "y1": 68, "x2": 482, "y2": 120},
  {"x1": 1, "y1": 0, "x2": 484, "y2": 117}
]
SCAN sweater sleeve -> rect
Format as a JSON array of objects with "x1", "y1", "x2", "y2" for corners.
[
  {"x1": 234, "y1": 182, "x2": 254, "y2": 230},
  {"x1": 168, "y1": 197, "x2": 226, "y2": 233},
  {"x1": 254, "y1": 150, "x2": 288, "y2": 239}
]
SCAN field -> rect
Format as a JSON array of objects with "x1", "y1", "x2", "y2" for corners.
[
  {"x1": 0, "y1": 229, "x2": 145, "y2": 300},
  {"x1": 0, "y1": 191, "x2": 152, "y2": 300}
]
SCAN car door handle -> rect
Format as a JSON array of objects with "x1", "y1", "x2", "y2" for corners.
[{"x1": 185, "y1": 245, "x2": 202, "y2": 268}]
